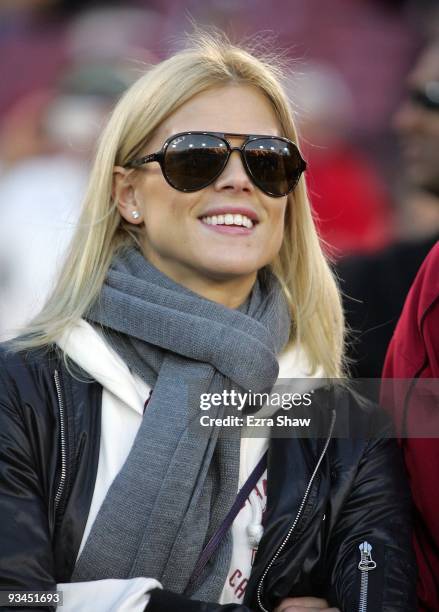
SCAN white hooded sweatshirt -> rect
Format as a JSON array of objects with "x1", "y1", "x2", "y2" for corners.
[{"x1": 56, "y1": 319, "x2": 321, "y2": 611}]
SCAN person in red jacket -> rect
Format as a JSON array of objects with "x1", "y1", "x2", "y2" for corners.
[{"x1": 381, "y1": 241, "x2": 439, "y2": 612}]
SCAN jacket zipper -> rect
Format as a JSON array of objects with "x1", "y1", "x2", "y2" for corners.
[
  {"x1": 358, "y1": 541, "x2": 376, "y2": 612},
  {"x1": 256, "y1": 409, "x2": 336, "y2": 612},
  {"x1": 53, "y1": 369, "x2": 67, "y2": 511}
]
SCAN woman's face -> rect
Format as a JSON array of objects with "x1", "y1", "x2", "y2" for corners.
[{"x1": 115, "y1": 84, "x2": 289, "y2": 301}]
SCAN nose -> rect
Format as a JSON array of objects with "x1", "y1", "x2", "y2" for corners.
[{"x1": 213, "y1": 149, "x2": 254, "y2": 194}]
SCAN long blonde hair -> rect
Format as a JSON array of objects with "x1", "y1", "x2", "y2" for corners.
[{"x1": 12, "y1": 31, "x2": 346, "y2": 378}]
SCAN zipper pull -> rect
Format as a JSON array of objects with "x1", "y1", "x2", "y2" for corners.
[{"x1": 358, "y1": 541, "x2": 377, "y2": 571}]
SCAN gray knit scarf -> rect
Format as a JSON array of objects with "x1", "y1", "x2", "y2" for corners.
[{"x1": 72, "y1": 246, "x2": 290, "y2": 602}]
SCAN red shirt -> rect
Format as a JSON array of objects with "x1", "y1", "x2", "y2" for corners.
[{"x1": 381, "y1": 241, "x2": 439, "y2": 612}]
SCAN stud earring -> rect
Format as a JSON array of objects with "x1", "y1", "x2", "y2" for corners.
[{"x1": 131, "y1": 210, "x2": 140, "y2": 220}]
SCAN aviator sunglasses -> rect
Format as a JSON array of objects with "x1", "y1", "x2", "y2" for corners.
[
  {"x1": 124, "y1": 131, "x2": 307, "y2": 198},
  {"x1": 408, "y1": 81, "x2": 439, "y2": 112}
]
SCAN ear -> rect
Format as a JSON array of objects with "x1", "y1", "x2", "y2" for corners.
[{"x1": 113, "y1": 166, "x2": 143, "y2": 224}]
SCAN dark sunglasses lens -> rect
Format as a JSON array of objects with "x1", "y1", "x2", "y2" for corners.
[
  {"x1": 409, "y1": 87, "x2": 439, "y2": 112},
  {"x1": 163, "y1": 134, "x2": 228, "y2": 191},
  {"x1": 244, "y1": 138, "x2": 304, "y2": 196}
]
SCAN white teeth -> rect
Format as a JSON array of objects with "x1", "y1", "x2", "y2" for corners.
[{"x1": 201, "y1": 213, "x2": 255, "y2": 228}]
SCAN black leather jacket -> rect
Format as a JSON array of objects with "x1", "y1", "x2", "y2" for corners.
[{"x1": 0, "y1": 346, "x2": 416, "y2": 611}]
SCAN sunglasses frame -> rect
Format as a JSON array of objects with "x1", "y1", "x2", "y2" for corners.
[{"x1": 124, "y1": 131, "x2": 307, "y2": 197}]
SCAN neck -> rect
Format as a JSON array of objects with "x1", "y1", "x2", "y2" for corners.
[
  {"x1": 142, "y1": 254, "x2": 256, "y2": 308},
  {"x1": 181, "y1": 274, "x2": 257, "y2": 309}
]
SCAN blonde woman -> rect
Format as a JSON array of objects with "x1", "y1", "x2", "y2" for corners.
[{"x1": 0, "y1": 34, "x2": 415, "y2": 612}]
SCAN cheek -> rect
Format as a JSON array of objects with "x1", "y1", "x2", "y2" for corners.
[
  {"x1": 142, "y1": 204, "x2": 183, "y2": 241},
  {"x1": 271, "y1": 219, "x2": 286, "y2": 255},
  {"x1": 138, "y1": 179, "x2": 200, "y2": 234},
  {"x1": 259, "y1": 198, "x2": 287, "y2": 260},
  {"x1": 166, "y1": 193, "x2": 203, "y2": 226},
  {"x1": 269, "y1": 197, "x2": 288, "y2": 238}
]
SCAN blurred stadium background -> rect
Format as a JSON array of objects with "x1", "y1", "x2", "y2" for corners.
[{"x1": 0, "y1": 0, "x2": 438, "y2": 345}]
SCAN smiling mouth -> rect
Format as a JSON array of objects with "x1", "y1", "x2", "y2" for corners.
[{"x1": 200, "y1": 213, "x2": 256, "y2": 229}]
